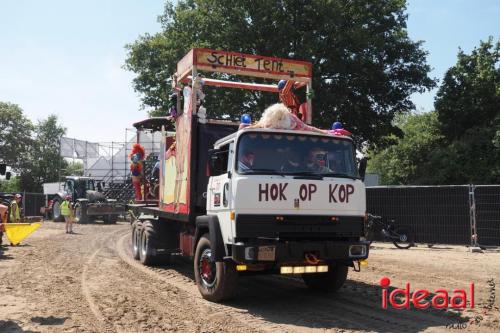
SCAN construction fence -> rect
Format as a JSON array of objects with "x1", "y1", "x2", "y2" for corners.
[
  {"x1": 3, "y1": 186, "x2": 500, "y2": 247},
  {"x1": 366, "y1": 185, "x2": 500, "y2": 247},
  {"x1": 0, "y1": 192, "x2": 47, "y2": 217}
]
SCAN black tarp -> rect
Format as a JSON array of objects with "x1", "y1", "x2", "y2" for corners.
[
  {"x1": 366, "y1": 186, "x2": 471, "y2": 245},
  {"x1": 193, "y1": 122, "x2": 238, "y2": 213},
  {"x1": 475, "y1": 185, "x2": 500, "y2": 246}
]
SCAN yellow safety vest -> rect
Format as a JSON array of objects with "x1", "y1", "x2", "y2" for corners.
[
  {"x1": 60, "y1": 201, "x2": 71, "y2": 216},
  {"x1": 10, "y1": 200, "x2": 20, "y2": 221}
]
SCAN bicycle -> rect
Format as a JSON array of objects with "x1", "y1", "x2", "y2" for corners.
[{"x1": 365, "y1": 213, "x2": 415, "y2": 249}]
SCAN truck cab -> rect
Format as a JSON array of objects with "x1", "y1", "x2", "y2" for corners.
[
  {"x1": 197, "y1": 128, "x2": 368, "y2": 296},
  {"x1": 208, "y1": 128, "x2": 366, "y2": 255},
  {"x1": 63, "y1": 176, "x2": 97, "y2": 200}
]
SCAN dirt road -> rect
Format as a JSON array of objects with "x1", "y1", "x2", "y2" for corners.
[{"x1": 1, "y1": 221, "x2": 499, "y2": 333}]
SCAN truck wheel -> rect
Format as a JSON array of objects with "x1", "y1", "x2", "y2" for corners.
[
  {"x1": 194, "y1": 234, "x2": 238, "y2": 302},
  {"x1": 302, "y1": 264, "x2": 348, "y2": 293},
  {"x1": 74, "y1": 203, "x2": 89, "y2": 224},
  {"x1": 52, "y1": 200, "x2": 64, "y2": 222},
  {"x1": 139, "y1": 220, "x2": 171, "y2": 265},
  {"x1": 103, "y1": 215, "x2": 118, "y2": 224},
  {"x1": 132, "y1": 220, "x2": 142, "y2": 260}
]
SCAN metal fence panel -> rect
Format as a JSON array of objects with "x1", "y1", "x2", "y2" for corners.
[
  {"x1": 474, "y1": 185, "x2": 500, "y2": 247},
  {"x1": 366, "y1": 186, "x2": 471, "y2": 245},
  {"x1": 23, "y1": 192, "x2": 46, "y2": 217},
  {"x1": 0, "y1": 192, "x2": 46, "y2": 217}
]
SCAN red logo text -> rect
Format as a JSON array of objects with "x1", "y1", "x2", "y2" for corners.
[{"x1": 380, "y1": 277, "x2": 474, "y2": 310}]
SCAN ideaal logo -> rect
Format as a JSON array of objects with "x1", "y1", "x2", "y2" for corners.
[{"x1": 380, "y1": 277, "x2": 475, "y2": 310}]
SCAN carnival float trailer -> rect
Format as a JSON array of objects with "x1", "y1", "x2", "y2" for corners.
[{"x1": 130, "y1": 48, "x2": 369, "y2": 302}]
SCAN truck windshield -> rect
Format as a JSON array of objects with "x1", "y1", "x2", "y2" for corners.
[
  {"x1": 76, "y1": 179, "x2": 95, "y2": 191},
  {"x1": 236, "y1": 132, "x2": 359, "y2": 178}
]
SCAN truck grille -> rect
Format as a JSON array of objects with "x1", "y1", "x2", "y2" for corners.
[{"x1": 235, "y1": 214, "x2": 363, "y2": 239}]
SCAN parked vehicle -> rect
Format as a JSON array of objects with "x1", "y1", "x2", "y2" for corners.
[
  {"x1": 365, "y1": 213, "x2": 415, "y2": 249},
  {"x1": 44, "y1": 176, "x2": 124, "y2": 224}
]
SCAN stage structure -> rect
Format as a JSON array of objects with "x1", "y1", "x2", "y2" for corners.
[{"x1": 59, "y1": 131, "x2": 165, "y2": 184}]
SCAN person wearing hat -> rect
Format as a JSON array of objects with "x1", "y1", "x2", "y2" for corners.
[
  {"x1": 10, "y1": 194, "x2": 22, "y2": 223},
  {"x1": 306, "y1": 148, "x2": 332, "y2": 173},
  {"x1": 61, "y1": 195, "x2": 74, "y2": 234}
]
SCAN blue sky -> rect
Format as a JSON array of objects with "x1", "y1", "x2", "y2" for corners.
[{"x1": 0, "y1": 0, "x2": 498, "y2": 142}]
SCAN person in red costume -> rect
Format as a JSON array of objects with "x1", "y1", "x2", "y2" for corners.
[
  {"x1": 130, "y1": 143, "x2": 145, "y2": 201},
  {"x1": 278, "y1": 80, "x2": 301, "y2": 116}
]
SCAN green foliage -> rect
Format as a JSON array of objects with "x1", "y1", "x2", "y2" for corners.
[
  {"x1": 64, "y1": 161, "x2": 84, "y2": 176},
  {"x1": 125, "y1": 0, "x2": 435, "y2": 147},
  {"x1": 367, "y1": 112, "x2": 443, "y2": 184},
  {"x1": 20, "y1": 115, "x2": 67, "y2": 192},
  {"x1": 369, "y1": 38, "x2": 500, "y2": 185},
  {"x1": 0, "y1": 176, "x2": 21, "y2": 193},
  {"x1": 435, "y1": 38, "x2": 499, "y2": 141},
  {"x1": 0, "y1": 102, "x2": 34, "y2": 170}
]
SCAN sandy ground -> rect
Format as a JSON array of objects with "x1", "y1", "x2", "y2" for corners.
[{"x1": 0, "y1": 221, "x2": 499, "y2": 333}]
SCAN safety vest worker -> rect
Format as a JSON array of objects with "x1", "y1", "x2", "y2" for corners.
[
  {"x1": 60, "y1": 199, "x2": 72, "y2": 216},
  {"x1": 10, "y1": 194, "x2": 22, "y2": 222}
]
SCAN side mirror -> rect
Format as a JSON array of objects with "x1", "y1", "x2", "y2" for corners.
[
  {"x1": 5, "y1": 171, "x2": 11, "y2": 180},
  {"x1": 208, "y1": 149, "x2": 225, "y2": 176},
  {"x1": 208, "y1": 149, "x2": 219, "y2": 176},
  {"x1": 358, "y1": 157, "x2": 368, "y2": 181},
  {"x1": 0, "y1": 164, "x2": 6, "y2": 175}
]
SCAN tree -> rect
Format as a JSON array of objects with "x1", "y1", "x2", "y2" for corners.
[
  {"x1": 125, "y1": 0, "x2": 435, "y2": 147},
  {"x1": 0, "y1": 176, "x2": 21, "y2": 193},
  {"x1": 367, "y1": 111, "x2": 443, "y2": 185},
  {"x1": 0, "y1": 102, "x2": 34, "y2": 170},
  {"x1": 435, "y1": 38, "x2": 499, "y2": 141},
  {"x1": 64, "y1": 161, "x2": 84, "y2": 176},
  {"x1": 20, "y1": 115, "x2": 67, "y2": 192},
  {"x1": 433, "y1": 38, "x2": 500, "y2": 184},
  {"x1": 369, "y1": 38, "x2": 500, "y2": 185}
]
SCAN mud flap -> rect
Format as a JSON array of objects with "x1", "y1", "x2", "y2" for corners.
[{"x1": 195, "y1": 215, "x2": 226, "y2": 261}]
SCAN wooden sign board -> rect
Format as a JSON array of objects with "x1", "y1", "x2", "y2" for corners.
[{"x1": 176, "y1": 48, "x2": 312, "y2": 83}]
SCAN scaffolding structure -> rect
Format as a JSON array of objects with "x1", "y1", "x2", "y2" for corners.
[{"x1": 59, "y1": 130, "x2": 163, "y2": 185}]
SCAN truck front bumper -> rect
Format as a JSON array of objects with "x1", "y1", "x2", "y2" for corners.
[
  {"x1": 86, "y1": 203, "x2": 125, "y2": 216},
  {"x1": 231, "y1": 240, "x2": 369, "y2": 264}
]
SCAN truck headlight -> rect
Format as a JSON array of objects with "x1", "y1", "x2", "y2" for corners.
[
  {"x1": 349, "y1": 244, "x2": 367, "y2": 258},
  {"x1": 244, "y1": 247, "x2": 256, "y2": 260}
]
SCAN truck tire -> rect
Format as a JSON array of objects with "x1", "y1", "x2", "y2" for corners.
[
  {"x1": 52, "y1": 199, "x2": 64, "y2": 222},
  {"x1": 86, "y1": 191, "x2": 106, "y2": 203},
  {"x1": 139, "y1": 220, "x2": 171, "y2": 266},
  {"x1": 74, "y1": 203, "x2": 89, "y2": 224},
  {"x1": 132, "y1": 220, "x2": 143, "y2": 260},
  {"x1": 194, "y1": 234, "x2": 238, "y2": 302},
  {"x1": 103, "y1": 214, "x2": 118, "y2": 224},
  {"x1": 302, "y1": 264, "x2": 348, "y2": 293}
]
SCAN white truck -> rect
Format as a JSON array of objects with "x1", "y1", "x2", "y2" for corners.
[{"x1": 130, "y1": 49, "x2": 369, "y2": 302}]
